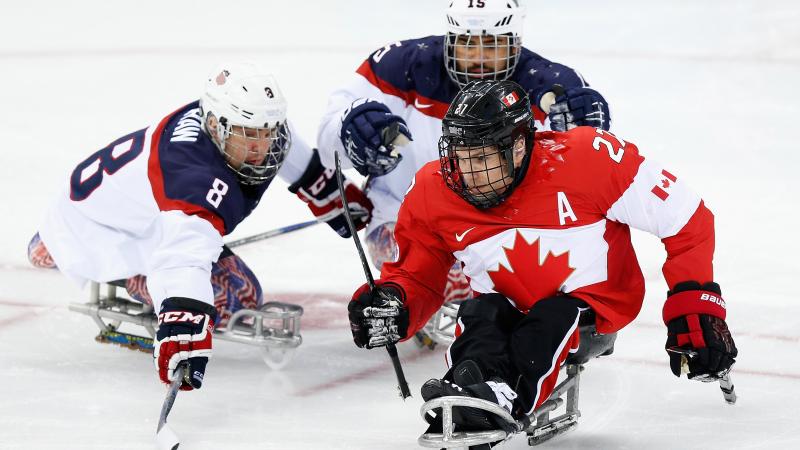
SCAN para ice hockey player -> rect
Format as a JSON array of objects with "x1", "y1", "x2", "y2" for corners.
[
  {"x1": 27, "y1": 62, "x2": 368, "y2": 390},
  {"x1": 346, "y1": 80, "x2": 738, "y2": 440},
  {"x1": 313, "y1": 0, "x2": 613, "y2": 340}
]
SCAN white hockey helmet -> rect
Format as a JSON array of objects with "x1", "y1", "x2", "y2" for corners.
[
  {"x1": 200, "y1": 62, "x2": 291, "y2": 185},
  {"x1": 444, "y1": 0, "x2": 526, "y2": 87}
]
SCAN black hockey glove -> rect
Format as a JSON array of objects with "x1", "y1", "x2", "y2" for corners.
[
  {"x1": 154, "y1": 297, "x2": 217, "y2": 390},
  {"x1": 289, "y1": 149, "x2": 372, "y2": 238},
  {"x1": 348, "y1": 282, "x2": 409, "y2": 349},
  {"x1": 340, "y1": 99, "x2": 412, "y2": 177},
  {"x1": 663, "y1": 281, "x2": 738, "y2": 381},
  {"x1": 537, "y1": 85, "x2": 611, "y2": 131}
]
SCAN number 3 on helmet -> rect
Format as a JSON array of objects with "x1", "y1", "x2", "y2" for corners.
[{"x1": 200, "y1": 62, "x2": 292, "y2": 185}]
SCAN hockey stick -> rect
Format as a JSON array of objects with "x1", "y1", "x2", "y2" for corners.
[
  {"x1": 225, "y1": 219, "x2": 320, "y2": 248},
  {"x1": 667, "y1": 347, "x2": 737, "y2": 405},
  {"x1": 334, "y1": 151, "x2": 412, "y2": 399},
  {"x1": 225, "y1": 213, "x2": 368, "y2": 249},
  {"x1": 155, "y1": 363, "x2": 187, "y2": 450}
]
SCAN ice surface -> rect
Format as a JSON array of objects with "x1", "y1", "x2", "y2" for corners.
[{"x1": 1, "y1": 1, "x2": 799, "y2": 448}]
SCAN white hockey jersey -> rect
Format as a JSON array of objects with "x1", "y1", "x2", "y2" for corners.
[{"x1": 39, "y1": 101, "x2": 312, "y2": 310}]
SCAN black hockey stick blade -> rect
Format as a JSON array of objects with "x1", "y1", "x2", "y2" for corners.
[
  {"x1": 156, "y1": 363, "x2": 187, "y2": 450},
  {"x1": 334, "y1": 151, "x2": 411, "y2": 399}
]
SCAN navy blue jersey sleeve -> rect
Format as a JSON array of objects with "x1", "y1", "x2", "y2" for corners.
[
  {"x1": 356, "y1": 35, "x2": 458, "y2": 105},
  {"x1": 512, "y1": 48, "x2": 592, "y2": 119},
  {"x1": 151, "y1": 101, "x2": 269, "y2": 235},
  {"x1": 513, "y1": 48, "x2": 588, "y2": 97}
]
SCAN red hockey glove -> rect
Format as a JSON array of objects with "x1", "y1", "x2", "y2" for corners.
[
  {"x1": 348, "y1": 282, "x2": 409, "y2": 349},
  {"x1": 154, "y1": 297, "x2": 216, "y2": 391},
  {"x1": 289, "y1": 149, "x2": 372, "y2": 238},
  {"x1": 663, "y1": 281, "x2": 737, "y2": 381}
]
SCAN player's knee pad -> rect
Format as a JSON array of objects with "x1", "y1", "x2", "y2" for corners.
[
  {"x1": 365, "y1": 222, "x2": 398, "y2": 269},
  {"x1": 524, "y1": 295, "x2": 585, "y2": 324},
  {"x1": 456, "y1": 293, "x2": 525, "y2": 336},
  {"x1": 444, "y1": 263, "x2": 473, "y2": 304},
  {"x1": 27, "y1": 232, "x2": 56, "y2": 269},
  {"x1": 458, "y1": 293, "x2": 513, "y2": 323},
  {"x1": 509, "y1": 296, "x2": 583, "y2": 368},
  {"x1": 125, "y1": 274, "x2": 153, "y2": 305},
  {"x1": 211, "y1": 252, "x2": 263, "y2": 326}
]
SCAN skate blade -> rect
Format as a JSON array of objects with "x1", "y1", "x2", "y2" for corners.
[
  {"x1": 527, "y1": 413, "x2": 579, "y2": 446},
  {"x1": 418, "y1": 396, "x2": 517, "y2": 448}
]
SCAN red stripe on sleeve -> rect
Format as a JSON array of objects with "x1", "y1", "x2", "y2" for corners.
[
  {"x1": 147, "y1": 106, "x2": 226, "y2": 236},
  {"x1": 356, "y1": 60, "x2": 449, "y2": 119}
]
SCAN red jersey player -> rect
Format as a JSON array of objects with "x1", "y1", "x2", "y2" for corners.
[{"x1": 346, "y1": 80, "x2": 737, "y2": 434}]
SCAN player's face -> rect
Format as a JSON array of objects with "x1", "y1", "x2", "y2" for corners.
[
  {"x1": 452, "y1": 34, "x2": 516, "y2": 78},
  {"x1": 223, "y1": 125, "x2": 277, "y2": 170},
  {"x1": 453, "y1": 137, "x2": 526, "y2": 199},
  {"x1": 454, "y1": 145, "x2": 510, "y2": 196}
]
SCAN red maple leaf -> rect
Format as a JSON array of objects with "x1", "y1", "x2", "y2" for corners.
[{"x1": 487, "y1": 232, "x2": 575, "y2": 311}]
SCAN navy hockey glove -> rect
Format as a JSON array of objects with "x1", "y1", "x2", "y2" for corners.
[
  {"x1": 663, "y1": 281, "x2": 737, "y2": 381},
  {"x1": 289, "y1": 149, "x2": 372, "y2": 238},
  {"x1": 154, "y1": 298, "x2": 216, "y2": 390},
  {"x1": 340, "y1": 99, "x2": 412, "y2": 177},
  {"x1": 348, "y1": 282, "x2": 409, "y2": 349},
  {"x1": 538, "y1": 85, "x2": 611, "y2": 131}
]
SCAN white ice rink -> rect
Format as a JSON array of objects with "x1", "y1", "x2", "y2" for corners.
[{"x1": 2, "y1": 1, "x2": 799, "y2": 448}]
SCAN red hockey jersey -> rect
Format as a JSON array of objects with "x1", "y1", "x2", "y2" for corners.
[{"x1": 381, "y1": 126, "x2": 715, "y2": 335}]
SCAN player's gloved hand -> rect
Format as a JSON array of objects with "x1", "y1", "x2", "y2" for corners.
[
  {"x1": 537, "y1": 85, "x2": 611, "y2": 131},
  {"x1": 154, "y1": 297, "x2": 217, "y2": 391},
  {"x1": 289, "y1": 149, "x2": 372, "y2": 238},
  {"x1": 348, "y1": 282, "x2": 409, "y2": 349},
  {"x1": 340, "y1": 99, "x2": 412, "y2": 177},
  {"x1": 662, "y1": 281, "x2": 738, "y2": 381}
]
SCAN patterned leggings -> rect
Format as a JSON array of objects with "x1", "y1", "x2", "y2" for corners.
[{"x1": 28, "y1": 233, "x2": 263, "y2": 328}]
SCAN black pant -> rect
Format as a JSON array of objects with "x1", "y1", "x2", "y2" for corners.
[{"x1": 445, "y1": 293, "x2": 585, "y2": 418}]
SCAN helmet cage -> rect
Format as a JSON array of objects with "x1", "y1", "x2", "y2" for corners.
[
  {"x1": 444, "y1": 32, "x2": 522, "y2": 88},
  {"x1": 209, "y1": 113, "x2": 292, "y2": 186},
  {"x1": 439, "y1": 135, "x2": 515, "y2": 209}
]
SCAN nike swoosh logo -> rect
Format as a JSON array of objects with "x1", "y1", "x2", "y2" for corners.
[
  {"x1": 455, "y1": 227, "x2": 475, "y2": 242},
  {"x1": 414, "y1": 98, "x2": 433, "y2": 109}
]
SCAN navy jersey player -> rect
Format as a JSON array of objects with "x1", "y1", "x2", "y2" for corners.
[
  {"x1": 27, "y1": 62, "x2": 327, "y2": 390},
  {"x1": 312, "y1": 0, "x2": 612, "y2": 343}
]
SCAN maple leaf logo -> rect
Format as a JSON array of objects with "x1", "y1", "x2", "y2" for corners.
[{"x1": 487, "y1": 231, "x2": 575, "y2": 310}]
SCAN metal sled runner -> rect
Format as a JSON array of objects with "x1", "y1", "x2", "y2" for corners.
[{"x1": 68, "y1": 281, "x2": 304, "y2": 369}]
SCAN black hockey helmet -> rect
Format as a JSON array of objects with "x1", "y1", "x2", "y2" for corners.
[{"x1": 438, "y1": 79, "x2": 535, "y2": 209}]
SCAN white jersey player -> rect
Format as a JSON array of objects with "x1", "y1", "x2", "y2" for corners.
[{"x1": 28, "y1": 62, "x2": 323, "y2": 390}]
